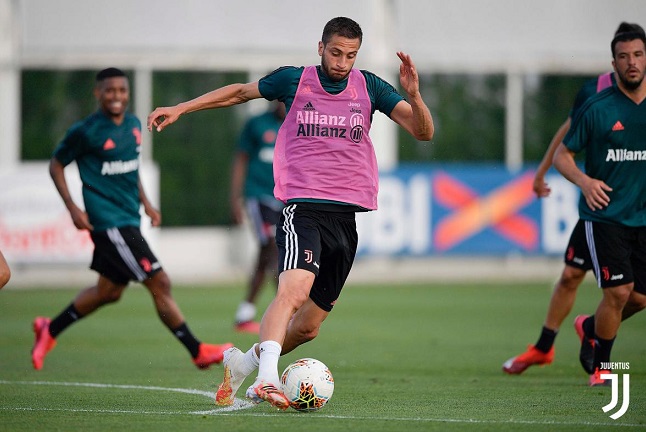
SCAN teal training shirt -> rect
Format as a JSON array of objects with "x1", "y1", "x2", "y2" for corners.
[
  {"x1": 564, "y1": 86, "x2": 646, "y2": 227},
  {"x1": 237, "y1": 110, "x2": 282, "y2": 200},
  {"x1": 53, "y1": 111, "x2": 143, "y2": 231},
  {"x1": 258, "y1": 66, "x2": 404, "y2": 120},
  {"x1": 569, "y1": 73, "x2": 616, "y2": 119}
]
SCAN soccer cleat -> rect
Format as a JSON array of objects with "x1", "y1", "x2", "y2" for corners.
[
  {"x1": 574, "y1": 315, "x2": 595, "y2": 374},
  {"x1": 234, "y1": 321, "x2": 261, "y2": 334},
  {"x1": 31, "y1": 317, "x2": 57, "y2": 370},
  {"x1": 215, "y1": 347, "x2": 250, "y2": 406},
  {"x1": 192, "y1": 342, "x2": 233, "y2": 370},
  {"x1": 245, "y1": 380, "x2": 290, "y2": 411},
  {"x1": 502, "y1": 344, "x2": 555, "y2": 374},
  {"x1": 589, "y1": 368, "x2": 611, "y2": 387}
]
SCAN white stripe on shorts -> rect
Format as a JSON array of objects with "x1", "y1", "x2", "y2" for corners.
[
  {"x1": 282, "y1": 204, "x2": 298, "y2": 270},
  {"x1": 107, "y1": 227, "x2": 148, "y2": 282},
  {"x1": 584, "y1": 220, "x2": 601, "y2": 288}
]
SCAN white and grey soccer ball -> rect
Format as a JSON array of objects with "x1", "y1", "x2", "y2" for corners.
[{"x1": 280, "y1": 358, "x2": 334, "y2": 412}]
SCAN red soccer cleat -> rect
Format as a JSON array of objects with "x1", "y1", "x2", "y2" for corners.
[
  {"x1": 192, "y1": 342, "x2": 233, "y2": 370},
  {"x1": 246, "y1": 380, "x2": 290, "y2": 411},
  {"x1": 502, "y1": 344, "x2": 555, "y2": 374},
  {"x1": 31, "y1": 317, "x2": 57, "y2": 370},
  {"x1": 589, "y1": 368, "x2": 611, "y2": 387},
  {"x1": 234, "y1": 321, "x2": 261, "y2": 334}
]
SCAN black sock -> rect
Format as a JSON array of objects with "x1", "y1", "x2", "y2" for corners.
[
  {"x1": 593, "y1": 335, "x2": 615, "y2": 371},
  {"x1": 582, "y1": 316, "x2": 595, "y2": 338},
  {"x1": 49, "y1": 303, "x2": 82, "y2": 338},
  {"x1": 535, "y1": 326, "x2": 557, "y2": 353},
  {"x1": 171, "y1": 323, "x2": 201, "y2": 358}
]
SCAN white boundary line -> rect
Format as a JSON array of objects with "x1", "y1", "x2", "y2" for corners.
[
  {"x1": 0, "y1": 380, "x2": 255, "y2": 414},
  {"x1": 0, "y1": 380, "x2": 642, "y2": 427}
]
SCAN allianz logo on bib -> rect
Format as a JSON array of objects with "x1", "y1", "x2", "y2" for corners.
[{"x1": 605, "y1": 149, "x2": 646, "y2": 162}]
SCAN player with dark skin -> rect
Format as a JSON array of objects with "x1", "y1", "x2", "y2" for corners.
[{"x1": 32, "y1": 68, "x2": 232, "y2": 371}]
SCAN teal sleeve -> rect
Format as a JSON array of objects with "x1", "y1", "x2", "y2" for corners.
[
  {"x1": 258, "y1": 66, "x2": 303, "y2": 108},
  {"x1": 52, "y1": 123, "x2": 85, "y2": 166},
  {"x1": 568, "y1": 78, "x2": 597, "y2": 119},
  {"x1": 563, "y1": 110, "x2": 590, "y2": 153},
  {"x1": 362, "y1": 70, "x2": 404, "y2": 117}
]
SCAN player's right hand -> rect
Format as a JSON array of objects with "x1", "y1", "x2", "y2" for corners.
[
  {"x1": 147, "y1": 106, "x2": 180, "y2": 132},
  {"x1": 69, "y1": 206, "x2": 93, "y2": 231},
  {"x1": 532, "y1": 175, "x2": 551, "y2": 198}
]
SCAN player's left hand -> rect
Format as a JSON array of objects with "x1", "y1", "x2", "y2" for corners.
[{"x1": 397, "y1": 52, "x2": 421, "y2": 98}]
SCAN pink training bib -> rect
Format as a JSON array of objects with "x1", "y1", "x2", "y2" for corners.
[{"x1": 273, "y1": 66, "x2": 379, "y2": 210}]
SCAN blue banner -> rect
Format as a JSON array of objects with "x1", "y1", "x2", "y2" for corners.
[{"x1": 356, "y1": 164, "x2": 579, "y2": 257}]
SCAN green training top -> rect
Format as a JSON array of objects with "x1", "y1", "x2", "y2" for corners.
[
  {"x1": 237, "y1": 110, "x2": 282, "y2": 201},
  {"x1": 53, "y1": 111, "x2": 143, "y2": 231},
  {"x1": 258, "y1": 66, "x2": 404, "y2": 120},
  {"x1": 564, "y1": 86, "x2": 646, "y2": 227}
]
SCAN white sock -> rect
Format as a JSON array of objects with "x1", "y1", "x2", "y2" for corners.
[
  {"x1": 256, "y1": 340, "x2": 281, "y2": 385},
  {"x1": 235, "y1": 301, "x2": 256, "y2": 323},
  {"x1": 240, "y1": 343, "x2": 260, "y2": 376}
]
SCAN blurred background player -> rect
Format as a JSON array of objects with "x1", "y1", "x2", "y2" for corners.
[
  {"x1": 31, "y1": 67, "x2": 232, "y2": 371},
  {"x1": 229, "y1": 101, "x2": 286, "y2": 333},
  {"x1": 553, "y1": 24, "x2": 646, "y2": 385},
  {"x1": 0, "y1": 249, "x2": 10, "y2": 289},
  {"x1": 503, "y1": 22, "x2": 645, "y2": 376}
]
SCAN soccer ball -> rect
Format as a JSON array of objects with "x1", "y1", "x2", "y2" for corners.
[{"x1": 280, "y1": 358, "x2": 334, "y2": 412}]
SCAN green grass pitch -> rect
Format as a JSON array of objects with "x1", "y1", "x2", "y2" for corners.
[{"x1": 1, "y1": 280, "x2": 644, "y2": 431}]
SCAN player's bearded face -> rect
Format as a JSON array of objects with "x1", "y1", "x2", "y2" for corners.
[
  {"x1": 96, "y1": 77, "x2": 129, "y2": 118},
  {"x1": 614, "y1": 39, "x2": 646, "y2": 90},
  {"x1": 319, "y1": 36, "x2": 361, "y2": 82}
]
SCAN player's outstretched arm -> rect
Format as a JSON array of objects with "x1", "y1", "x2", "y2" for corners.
[
  {"x1": 147, "y1": 82, "x2": 262, "y2": 132},
  {"x1": 390, "y1": 52, "x2": 434, "y2": 141}
]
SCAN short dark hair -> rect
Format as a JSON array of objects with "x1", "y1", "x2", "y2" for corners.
[
  {"x1": 611, "y1": 22, "x2": 646, "y2": 57},
  {"x1": 321, "y1": 17, "x2": 362, "y2": 45},
  {"x1": 96, "y1": 67, "x2": 126, "y2": 82}
]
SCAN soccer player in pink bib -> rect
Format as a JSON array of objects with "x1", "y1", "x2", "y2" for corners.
[{"x1": 148, "y1": 16, "x2": 434, "y2": 410}]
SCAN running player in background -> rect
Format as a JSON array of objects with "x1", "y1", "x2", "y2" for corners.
[
  {"x1": 148, "y1": 17, "x2": 434, "y2": 409},
  {"x1": 230, "y1": 102, "x2": 285, "y2": 334},
  {"x1": 553, "y1": 24, "x2": 646, "y2": 386},
  {"x1": 503, "y1": 22, "x2": 646, "y2": 376},
  {"x1": 31, "y1": 68, "x2": 232, "y2": 371}
]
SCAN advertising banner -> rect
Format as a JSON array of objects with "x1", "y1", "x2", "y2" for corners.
[{"x1": 357, "y1": 164, "x2": 579, "y2": 256}]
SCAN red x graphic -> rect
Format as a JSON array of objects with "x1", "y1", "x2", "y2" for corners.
[{"x1": 433, "y1": 172, "x2": 538, "y2": 251}]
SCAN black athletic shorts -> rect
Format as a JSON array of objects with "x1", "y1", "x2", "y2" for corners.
[
  {"x1": 276, "y1": 203, "x2": 358, "y2": 312},
  {"x1": 90, "y1": 226, "x2": 163, "y2": 285},
  {"x1": 585, "y1": 220, "x2": 646, "y2": 293},
  {"x1": 246, "y1": 197, "x2": 283, "y2": 246},
  {"x1": 564, "y1": 219, "x2": 593, "y2": 271}
]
